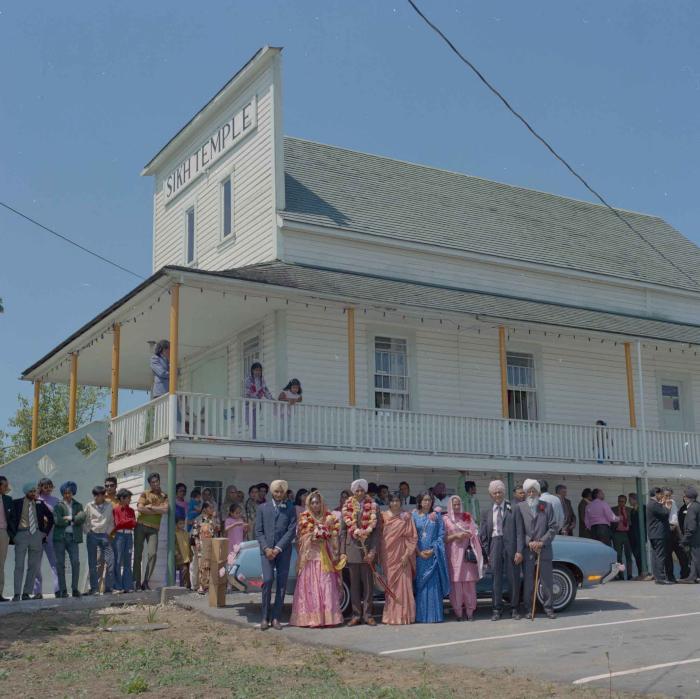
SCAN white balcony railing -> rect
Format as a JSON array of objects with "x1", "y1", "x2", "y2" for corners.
[
  {"x1": 110, "y1": 394, "x2": 169, "y2": 458},
  {"x1": 108, "y1": 392, "x2": 700, "y2": 468}
]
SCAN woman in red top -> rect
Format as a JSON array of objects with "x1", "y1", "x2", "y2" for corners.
[{"x1": 112, "y1": 488, "x2": 137, "y2": 592}]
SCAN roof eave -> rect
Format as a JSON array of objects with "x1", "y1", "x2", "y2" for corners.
[{"x1": 141, "y1": 45, "x2": 282, "y2": 177}]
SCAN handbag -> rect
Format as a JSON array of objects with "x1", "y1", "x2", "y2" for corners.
[{"x1": 465, "y1": 544, "x2": 478, "y2": 564}]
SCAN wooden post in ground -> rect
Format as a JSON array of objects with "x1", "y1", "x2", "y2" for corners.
[{"x1": 209, "y1": 538, "x2": 229, "y2": 607}]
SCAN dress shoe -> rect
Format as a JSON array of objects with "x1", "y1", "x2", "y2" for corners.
[
  {"x1": 511, "y1": 610, "x2": 521, "y2": 620},
  {"x1": 364, "y1": 617, "x2": 377, "y2": 626},
  {"x1": 545, "y1": 611, "x2": 557, "y2": 619},
  {"x1": 655, "y1": 580, "x2": 674, "y2": 585},
  {"x1": 346, "y1": 617, "x2": 361, "y2": 627},
  {"x1": 0, "y1": 596, "x2": 9, "y2": 602},
  {"x1": 260, "y1": 620, "x2": 269, "y2": 631},
  {"x1": 72, "y1": 590, "x2": 81, "y2": 598},
  {"x1": 491, "y1": 611, "x2": 502, "y2": 621},
  {"x1": 271, "y1": 619, "x2": 283, "y2": 630},
  {"x1": 466, "y1": 615, "x2": 474, "y2": 621},
  {"x1": 12, "y1": 595, "x2": 20, "y2": 602},
  {"x1": 678, "y1": 578, "x2": 698, "y2": 584},
  {"x1": 21, "y1": 593, "x2": 31, "y2": 601},
  {"x1": 33, "y1": 594, "x2": 43, "y2": 600}
]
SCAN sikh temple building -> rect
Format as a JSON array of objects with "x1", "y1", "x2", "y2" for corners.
[{"x1": 14, "y1": 46, "x2": 700, "y2": 582}]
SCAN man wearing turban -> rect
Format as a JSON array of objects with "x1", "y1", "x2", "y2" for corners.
[
  {"x1": 254, "y1": 479, "x2": 297, "y2": 630},
  {"x1": 679, "y1": 486, "x2": 700, "y2": 584},
  {"x1": 514, "y1": 478, "x2": 558, "y2": 619},
  {"x1": 9, "y1": 482, "x2": 54, "y2": 601},
  {"x1": 341, "y1": 478, "x2": 379, "y2": 626},
  {"x1": 479, "y1": 480, "x2": 522, "y2": 620}
]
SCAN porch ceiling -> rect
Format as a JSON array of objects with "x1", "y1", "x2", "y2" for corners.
[{"x1": 23, "y1": 277, "x2": 284, "y2": 389}]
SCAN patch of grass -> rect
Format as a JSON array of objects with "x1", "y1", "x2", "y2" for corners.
[
  {"x1": 0, "y1": 669, "x2": 8, "y2": 681},
  {"x1": 123, "y1": 675, "x2": 148, "y2": 694}
]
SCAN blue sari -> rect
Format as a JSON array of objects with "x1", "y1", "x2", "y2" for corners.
[{"x1": 412, "y1": 511, "x2": 450, "y2": 623}]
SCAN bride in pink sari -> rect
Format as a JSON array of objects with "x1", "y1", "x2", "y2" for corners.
[
  {"x1": 444, "y1": 494, "x2": 484, "y2": 621},
  {"x1": 379, "y1": 492, "x2": 417, "y2": 625},
  {"x1": 290, "y1": 492, "x2": 344, "y2": 628}
]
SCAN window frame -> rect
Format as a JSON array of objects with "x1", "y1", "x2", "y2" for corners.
[
  {"x1": 369, "y1": 331, "x2": 413, "y2": 412},
  {"x1": 183, "y1": 204, "x2": 196, "y2": 266},
  {"x1": 505, "y1": 348, "x2": 540, "y2": 421},
  {"x1": 220, "y1": 170, "x2": 235, "y2": 243}
]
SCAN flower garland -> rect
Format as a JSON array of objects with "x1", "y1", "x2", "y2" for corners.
[
  {"x1": 298, "y1": 509, "x2": 339, "y2": 541},
  {"x1": 342, "y1": 496, "x2": 378, "y2": 540}
]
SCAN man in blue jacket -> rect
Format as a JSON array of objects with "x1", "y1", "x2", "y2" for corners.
[{"x1": 255, "y1": 479, "x2": 296, "y2": 630}]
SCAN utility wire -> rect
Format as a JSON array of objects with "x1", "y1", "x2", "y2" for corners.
[
  {"x1": 406, "y1": 0, "x2": 699, "y2": 290},
  {"x1": 0, "y1": 200, "x2": 145, "y2": 281}
]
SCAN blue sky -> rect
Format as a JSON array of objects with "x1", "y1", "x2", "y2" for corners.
[{"x1": 1, "y1": 1, "x2": 699, "y2": 434}]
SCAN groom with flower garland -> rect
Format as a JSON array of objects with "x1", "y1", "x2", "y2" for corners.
[{"x1": 341, "y1": 479, "x2": 379, "y2": 626}]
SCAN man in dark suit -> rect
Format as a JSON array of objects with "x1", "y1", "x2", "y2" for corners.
[
  {"x1": 480, "y1": 479, "x2": 522, "y2": 620},
  {"x1": 0, "y1": 476, "x2": 13, "y2": 601},
  {"x1": 627, "y1": 492, "x2": 645, "y2": 579},
  {"x1": 341, "y1": 479, "x2": 379, "y2": 626},
  {"x1": 398, "y1": 481, "x2": 416, "y2": 507},
  {"x1": 679, "y1": 486, "x2": 700, "y2": 584},
  {"x1": 10, "y1": 482, "x2": 54, "y2": 601},
  {"x1": 515, "y1": 478, "x2": 558, "y2": 619},
  {"x1": 647, "y1": 487, "x2": 673, "y2": 585},
  {"x1": 578, "y1": 488, "x2": 593, "y2": 538},
  {"x1": 254, "y1": 479, "x2": 297, "y2": 630},
  {"x1": 556, "y1": 484, "x2": 576, "y2": 536}
]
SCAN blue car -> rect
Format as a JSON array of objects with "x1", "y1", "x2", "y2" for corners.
[{"x1": 230, "y1": 535, "x2": 621, "y2": 614}]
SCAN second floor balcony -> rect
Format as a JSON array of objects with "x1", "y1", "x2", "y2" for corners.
[{"x1": 109, "y1": 393, "x2": 700, "y2": 475}]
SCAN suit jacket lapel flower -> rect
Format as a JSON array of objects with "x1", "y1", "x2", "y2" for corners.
[
  {"x1": 538, "y1": 503, "x2": 546, "y2": 513},
  {"x1": 505, "y1": 503, "x2": 512, "y2": 512}
]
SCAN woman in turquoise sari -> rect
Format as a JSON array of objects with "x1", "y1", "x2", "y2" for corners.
[{"x1": 412, "y1": 492, "x2": 450, "y2": 623}]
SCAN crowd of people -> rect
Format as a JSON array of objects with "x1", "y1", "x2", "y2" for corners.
[{"x1": 0, "y1": 472, "x2": 698, "y2": 624}]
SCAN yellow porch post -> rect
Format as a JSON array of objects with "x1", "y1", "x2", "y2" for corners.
[
  {"x1": 347, "y1": 307, "x2": 356, "y2": 406},
  {"x1": 110, "y1": 323, "x2": 121, "y2": 418},
  {"x1": 31, "y1": 380, "x2": 41, "y2": 450},
  {"x1": 68, "y1": 353, "x2": 78, "y2": 432},
  {"x1": 498, "y1": 326, "x2": 508, "y2": 418},
  {"x1": 169, "y1": 284, "x2": 180, "y2": 395},
  {"x1": 624, "y1": 341, "x2": 637, "y2": 428}
]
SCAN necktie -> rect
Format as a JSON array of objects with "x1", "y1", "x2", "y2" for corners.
[
  {"x1": 28, "y1": 502, "x2": 37, "y2": 535},
  {"x1": 496, "y1": 505, "x2": 503, "y2": 536}
]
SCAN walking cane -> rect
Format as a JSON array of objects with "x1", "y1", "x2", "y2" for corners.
[{"x1": 530, "y1": 549, "x2": 541, "y2": 621}]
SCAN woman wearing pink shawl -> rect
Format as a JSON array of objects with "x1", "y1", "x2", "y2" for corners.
[
  {"x1": 444, "y1": 494, "x2": 483, "y2": 621},
  {"x1": 379, "y1": 492, "x2": 418, "y2": 624}
]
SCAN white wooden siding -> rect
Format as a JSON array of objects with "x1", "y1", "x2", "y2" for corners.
[
  {"x1": 281, "y1": 230, "x2": 700, "y2": 324},
  {"x1": 152, "y1": 66, "x2": 277, "y2": 272}
]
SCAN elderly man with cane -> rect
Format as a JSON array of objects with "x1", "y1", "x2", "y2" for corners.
[{"x1": 515, "y1": 478, "x2": 558, "y2": 620}]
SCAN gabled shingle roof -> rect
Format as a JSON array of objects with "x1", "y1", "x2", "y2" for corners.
[
  {"x1": 282, "y1": 137, "x2": 700, "y2": 292},
  {"x1": 221, "y1": 261, "x2": 700, "y2": 345}
]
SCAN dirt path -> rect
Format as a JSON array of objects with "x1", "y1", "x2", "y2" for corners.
[{"x1": 0, "y1": 603, "x2": 666, "y2": 698}]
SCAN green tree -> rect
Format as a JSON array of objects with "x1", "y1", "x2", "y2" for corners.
[{"x1": 0, "y1": 383, "x2": 108, "y2": 463}]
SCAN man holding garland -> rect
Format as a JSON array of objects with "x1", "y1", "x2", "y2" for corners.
[{"x1": 341, "y1": 479, "x2": 379, "y2": 626}]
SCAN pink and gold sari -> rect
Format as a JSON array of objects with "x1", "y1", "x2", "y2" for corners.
[{"x1": 379, "y1": 510, "x2": 417, "y2": 625}]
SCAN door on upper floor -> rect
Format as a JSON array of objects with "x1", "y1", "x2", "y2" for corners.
[{"x1": 658, "y1": 379, "x2": 690, "y2": 431}]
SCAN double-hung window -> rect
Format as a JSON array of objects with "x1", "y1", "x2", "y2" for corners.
[
  {"x1": 506, "y1": 351, "x2": 538, "y2": 420},
  {"x1": 374, "y1": 336, "x2": 409, "y2": 410},
  {"x1": 221, "y1": 175, "x2": 233, "y2": 240},
  {"x1": 185, "y1": 206, "x2": 196, "y2": 265}
]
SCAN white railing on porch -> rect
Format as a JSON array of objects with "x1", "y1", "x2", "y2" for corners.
[
  {"x1": 108, "y1": 392, "x2": 700, "y2": 467},
  {"x1": 110, "y1": 394, "x2": 169, "y2": 458}
]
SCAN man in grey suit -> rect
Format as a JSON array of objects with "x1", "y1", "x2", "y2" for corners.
[
  {"x1": 255, "y1": 479, "x2": 297, "y2": 630},
  {"x1": 515, "y1": 478, "x2": 558, "y2": 619},
  {"x1": 480, "y1": 479, "x2": 522, "y2": 620}
]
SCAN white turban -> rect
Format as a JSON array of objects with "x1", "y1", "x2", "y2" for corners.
[
  {"x1": 488, "y1": 480, "x2": 506, "y2": 494},
  {"x1": 523, "y1": 478, "x2": 540, "y2": 494},
  {"x1": 350, "y1": 479, "x2": 368, "y2": 494},
  {"x1": 270, "y1": 479, "x2": 288, "y2": 492}
]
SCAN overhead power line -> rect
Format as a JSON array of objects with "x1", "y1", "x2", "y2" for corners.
[
  {"x1": 0, "y1": 200, "x2": 145, "y2": 281},
  {"x1": 406, "y1": 0, "x2": 699, "y2": 290}
]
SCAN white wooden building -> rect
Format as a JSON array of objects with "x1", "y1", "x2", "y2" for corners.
[{"x1": 21, "y1": 46, "x2": 700, "y2": 579}]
